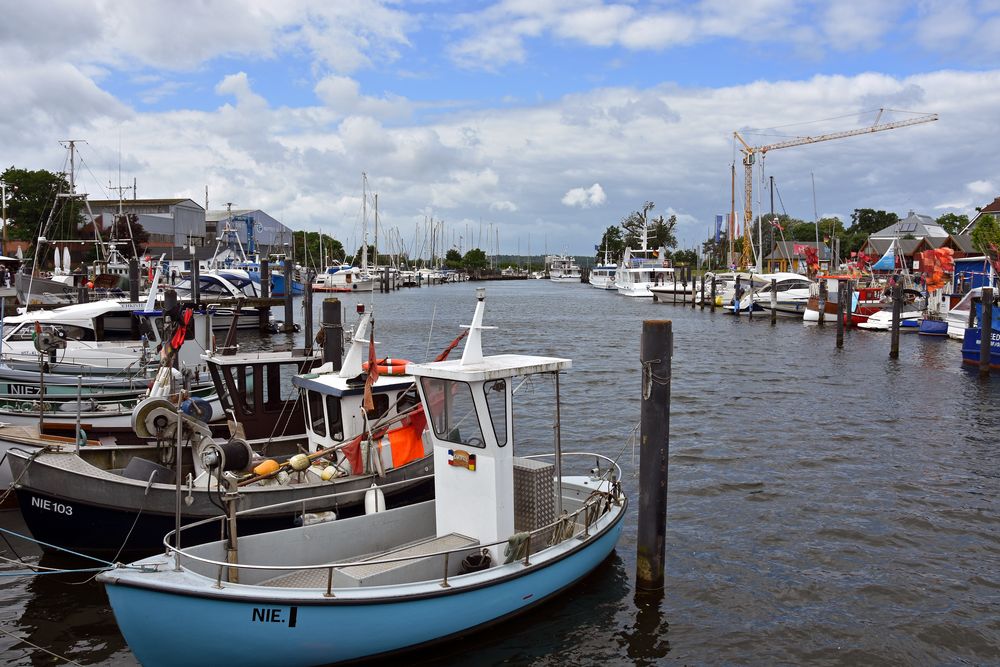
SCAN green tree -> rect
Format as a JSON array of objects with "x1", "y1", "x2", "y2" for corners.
[
  {"x1": 936, "y1": 212, "x2": 969, "y2": 235},
  {"x1": 444, "y1": 248, "x2": 463, "y2": 269},
  {"x1": 970, "y1": 213, "x2": 1000, "y2": 256},
  {"x1": 462, "y1": 248, "x2": 488, "y2": 271},
  {"x1": 292, "y1": 231, "x2": 343, "y2": 268},
  {"x1": 620, "y1": 201, "x2": 655, "y2": 248},
  {"x1": 672, "y1": 249, "x2": 697, "y2": 265},
  {"x1": 650, "y1": 214, "x2": 678, "y2": 250},
  {"x1": 1, "y1": 166, "x2": 79, "y2": 242},
  {"x1": 596, "y1": 225, "x2": 624, "y2": 262},
  {"x1": 848, "y1": 208, "x2": 898, "y2": 236}
]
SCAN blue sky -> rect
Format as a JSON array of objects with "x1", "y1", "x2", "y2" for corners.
[{"x1": 2, "y1": 1, "x2": 999, "y2": 255}]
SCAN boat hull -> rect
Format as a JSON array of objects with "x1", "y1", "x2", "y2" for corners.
[
  {"x1": 101, "y1": 499, "x2": 625, "y2": 667},
  {"x1": 6, "y1": 448, "x2": 434, "y2": 557},
  {"x1": 961, "y1": 327, "x2": 1000, "y2": 368}
]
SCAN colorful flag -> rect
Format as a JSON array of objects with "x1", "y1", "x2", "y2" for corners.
[
  {"x1": 770, "y1": 217, "x2": 784, "y2": 231},
  {"x1": 715, "y1": 215, "x2": 723, "y2": 243},
  {"x1": 363, "y1": 318, "x2": 379, "y2": 412},
  {"x1": 871, "y1": 243, "x2": 896, "y2": 271}
]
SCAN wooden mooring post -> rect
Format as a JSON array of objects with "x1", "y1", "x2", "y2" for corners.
[
  {"x1": 710, "y1": 276, "x2": 716, "y2": 312},
  {"x1": 770, "y1": 278, "x2": 777, "y2": 325},
  {"x1": 636, "y1": 320, "x2": 671, "y2": 591},
  {"x1": 259, "y1": 259, "x2": 271, "y2": 333},
  {"x1": 282, "y1": 261, "x2": 295, "y2": 333},
  {"x1": 890, "y1": 283, "x2": 902, "y2": 359},
  {"x1": 818, "y1": 279, "x2": 827, "y2": 326},
  {"x1": 700, "y1": 274, "x2": 706, "y2": 310},
  {"x1": 690, "y1": 269, "x2": 695, "y2": 309},
  {"x1": 191, "y1": 251, "x2": 200, "y2": 305},
  {"x1": 980, "y1": 287, "x2": 993, "y2": 378},
  {"x1": 835, "y1": 281, "x2": 845, "y2": 349},
  {"x1": 322, "y1": 297, "x2": 343, "y2": 370},
  {"x1": 303, "y1": 273, "x2": 314, "y2": 355}
]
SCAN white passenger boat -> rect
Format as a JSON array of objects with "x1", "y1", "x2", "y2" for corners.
[
  {"x1": 589, "y1": 249, "x2": 617, "y2": 290},
  {"x1": 98, "y1": 289, "x2": 626, "y2": 666},
  {"x1": 547, "y1": 254, "x2": 582, "y2": 283},
  {"x1": 616, "y1": 246, "x2": 674, "y2": 297}
]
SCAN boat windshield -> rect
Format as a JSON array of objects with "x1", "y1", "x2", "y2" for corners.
[{"x1": 420, "y1": 377, "x2": 487, "y2": 448}]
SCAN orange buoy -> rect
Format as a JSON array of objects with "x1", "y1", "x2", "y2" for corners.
[
  {"x1": 253, "y1": 459, "x2": 280, "y2": 476},
  {"x1": 362, "y1": 358, "x2": 411, "y2": 375}
]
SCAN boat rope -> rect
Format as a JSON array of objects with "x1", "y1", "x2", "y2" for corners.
[
  {"x1": 548, "y1": 512, "x2": 576, "y2": 546},
  {"x1": 0, "y1": 527, "x2": 115, "y2": 566},
  {"x1": 0, "y1": 625, "x2": 83, "y2": 665},
  {"x1": 503, "y1": 532, "x2": 530, "y2": 564},
  {"x1": 0, "y1": 564, "x2": 112, "y2": 577},
  {"x1": 107, "y1": 470, "x2": 158, "y2": 565},
  {"x1": 0, "y1": 446, "x2": 49, "y2": 506}
]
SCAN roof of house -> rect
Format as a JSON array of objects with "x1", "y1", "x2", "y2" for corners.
[
  {"x1": 951, "y1": 233, "x2": 977, "y2": 254},
  {"x1": 861, "y1": 237, "x2": 923, "y2": 256},
  {"x1": 960, "y1": 196, "x2": 1000, "y2": 234},
  {"x1": 871, "y1": 211, "x2": 948, "y2": 239},
  {"x1": 205, "y1": 209, "x2": 257, "y2": 222}
]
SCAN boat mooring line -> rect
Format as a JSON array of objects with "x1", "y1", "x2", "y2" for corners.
[
  {"x1": 0, "y1": 565, "x2": 112, "y2": 577},
  {"x1": 0, "y1": 527, "x2": 114, "y2": 566},
  {"x1": 0, "y1": 625, "x2": 83, "y2": 665}
]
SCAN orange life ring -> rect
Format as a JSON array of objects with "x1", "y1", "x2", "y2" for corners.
[{"x1": 362, "y1": 358, "x2": 412, "y2": 376}]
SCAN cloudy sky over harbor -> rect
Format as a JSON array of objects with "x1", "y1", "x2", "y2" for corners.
[{"x1": 2, "y1": 0, "x2": 999, "y2": 256}]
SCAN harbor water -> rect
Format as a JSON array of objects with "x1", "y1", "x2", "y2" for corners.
[{"x1": 1, "y1": 280, "x2": 997, "y2": 665}]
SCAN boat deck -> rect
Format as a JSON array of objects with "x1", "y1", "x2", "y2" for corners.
[{"x1": 260, "y1": 532, "x2": 479, "y2": 589}]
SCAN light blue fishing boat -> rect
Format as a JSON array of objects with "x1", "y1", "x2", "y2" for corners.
[{"x1": 99, "y1": 288, "x2": 627, "y2": 666}]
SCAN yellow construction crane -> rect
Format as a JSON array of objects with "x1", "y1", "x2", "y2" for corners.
[{"x1": 732, "y1": 108, "x2": 939, "y2": 269}]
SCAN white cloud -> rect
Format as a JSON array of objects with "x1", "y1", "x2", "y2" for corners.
[
  {"x1": 562, "y1": 183, "x2": 607, "y2": 208},
  {"x1": 967, "y1": 180, "x2": 995, "y2": 196},
  {"x1": 491, "y1": 200, "x2": 519, "y2": 212}
]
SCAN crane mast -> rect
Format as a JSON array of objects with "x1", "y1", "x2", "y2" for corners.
[{"x1": 733, "y1": 109, "x2": 939, "y2": 271}]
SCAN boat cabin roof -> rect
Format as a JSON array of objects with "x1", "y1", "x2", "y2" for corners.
[
  {"x1": 408, "y1": 354, "x2": 570, "y2": 382},
  {"x1": 204, "y1": 349, "x2": 320, "y2": 366},
  {"x1": 292, "y1": 371, "x2": 412, "y2": 397}
]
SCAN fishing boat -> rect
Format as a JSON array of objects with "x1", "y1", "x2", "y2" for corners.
[
  {"x1": 4, "y1": 313, "x2": 437, "y2": 558},
  {"x1": 802, "y1": 277, "x2": 884, "y2": 323},
  {"x1": 98, "y1": 289, "x2": 626, "y2": 666},
  {"x1": 960, "y1": 297, "x2": 1000, "y2": 368}
]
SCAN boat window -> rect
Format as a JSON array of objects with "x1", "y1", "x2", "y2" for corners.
[
  {"x1": 397, "y1": 386, "x2": 420, "y2": 413},
  {"x1": 307, "y1": 390, "x2": 326, "y2": 437},
  {"x1": 366, "y1": 392, "x2": 389, "y2": 419},
  {"x1": 484, "y1": 380, "x2": 507, "y2": 447},
  {"x1": 324, "y1": 395, "x2": 344, "y2": 440},
  {"x1": 420, "y1": 377, "x2": 487, "y2": 449}
]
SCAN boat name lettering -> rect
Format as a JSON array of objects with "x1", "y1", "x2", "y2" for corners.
[
  {"x1": 8, "y1": 384, "x2": 38, "y2": 395},
  {"x1": 252, "y1": 606, "x2": 298, "y2": 627},
  {"x1": 30, "y1": 496, "x2": 73, "y2": 516}
]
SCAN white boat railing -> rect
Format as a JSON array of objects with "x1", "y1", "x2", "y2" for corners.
[{"x1": 154, "y1": 458, "x2": 624, "y2": 591}]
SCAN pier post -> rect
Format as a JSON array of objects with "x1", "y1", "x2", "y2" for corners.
[
  {"x1": 980, "y1": 287, "x2": 993, "y2": 377},
  {"x1": 191, "y1": 250, "x2": 200, "y2": 305},
  {"x1": 128, "y1": 257, "x2": 139, "y2": 302},
  {"x1": 283, "y1": 261, "x2": 294, "y2": 333},
  {"x1": 844, "y1": 280, "x2": 854, "y2": 330},
  {"x1": 690, "y1": 270, "x2": 696, "y2": 309},
  {"x1": 818, "y1": 279, "x2": 827, "y2": 326},
  {"x1": 637, "y1": 319, "x2": 671, "y2": 591},
  {"x1": 770, "y1": 278, "x2": 777, "y2": 325},
  {"x1": 890, "y1": 283, "x2": 902, "y2": 359},
  {"x1": 303, "y1": 272, "x2": 314, "y2": 355},
  {"x1": 321, "y1": 298, "x2": 343, "y2": 370},
  {"x1": 77, "y1": 285, "x2": 89, "y2": 304},
  {"x1": 710, "y1": 276, "x2": 716, "y2": 312},
  {"x1": 259, "y1": 259, "x2": 270, "y2": 333},
  {"x1": 700, "y1": 274, "x2": 706, "y2": 310},
  {"x1": 835, "y1": 281, "x2": 845, "y2": 348}
]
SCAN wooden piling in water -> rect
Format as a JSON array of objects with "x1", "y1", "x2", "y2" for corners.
[
  {"x1": 980, "y1": 287, "x2": 993, "y2": 377},
  {"x1": 303, "y1": 274, "x2": 314, "y2": 355},
  {"x1": 770, "y1": 278, "x2": 777, "y2": 325},
  {"x1": 690, "y1": 270, "x2": 695, "y2": 309},
  {"x1": 890, "y1": 283, "x2": 902, "y2": 359},
  {"x1": 259, "y1": 259, "x2": 271, "y2": 333},
  {"x1": 844, "y1": 280, "x2": 854, "y2": 330},
  {"x1": 322, "y1": 298, "x2": 343, "y2": 370},
  {"x1": 835, "y1": 281, "x2": 845, "y2": 349},
  {"x1": 283, "y1": 261, "x2": 294, "y2": 333},
  {"x1": 128, "y1": 257, "x2": 139, "y2": 303},
  {"x1": 700, "y1": 274, "x2": 706, "y2": 310},
  {"x1": 637, "y1": 319, "x2": 671, "y2": 591},
  {"x1": 710, "y1": 276, "x2": 716, "y2": 312},
  {"x1": 818, "y1": 279, "x2": 827, "y2": 326}
]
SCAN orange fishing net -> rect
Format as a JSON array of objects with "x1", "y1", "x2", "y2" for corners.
[{"x1": 920, "y1": 248, "x2": 954, "y2": 291}]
